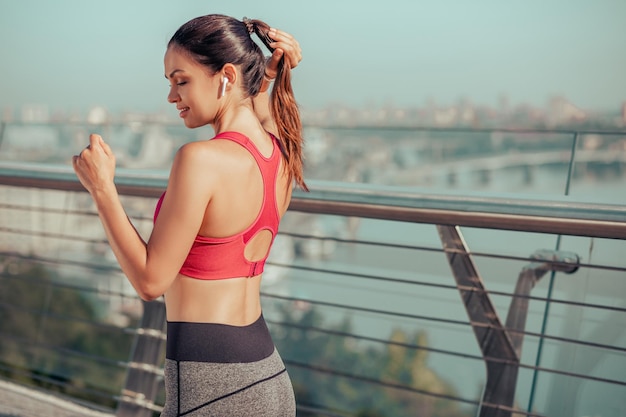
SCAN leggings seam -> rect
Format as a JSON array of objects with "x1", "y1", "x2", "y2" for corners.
[
  {"x1": 179, "y1": 367, "x2": 287, "y2": 416},
  {"x1": 177, "y1": 361, "x2": 181, "y2": 417}
]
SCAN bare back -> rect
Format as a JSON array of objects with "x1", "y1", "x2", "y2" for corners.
[{"x1": 164, "y1": 130, "x2": 292, "y2": 325}]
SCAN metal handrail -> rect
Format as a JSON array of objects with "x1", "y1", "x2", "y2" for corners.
[{"x1": 0, "y1": 161, "x2": 624, "y2": 239}]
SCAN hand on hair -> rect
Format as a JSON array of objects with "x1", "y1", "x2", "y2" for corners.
[{"x1": 265, "y1": 28, "x2": 302, "y2": 79}]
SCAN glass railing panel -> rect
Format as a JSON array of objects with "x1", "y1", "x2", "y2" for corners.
[
  {"x1": 0, "y1": 127, "x2": 624, "y2": 416},
  {"x1": 0, "y1": 121, "x2": 194, "y2": 169},
  {"x1": 303, "y1": 127, "x2": 578, "y2": 197},
  {"x1": 0, "y1": 185, "x2": 154, "y2": 412},
  {"x1": 264, "y1": 211, "x2": 484, "y2": 416},
  {"x1": 529, "y1": 257, "x2": 626, "y2": 417},
  {"x1": 0, "y1": 255, "x2": 133, "y2": 409},
  {"x1": 569, "y1": 133, "x2": 626, "y2": 205},
  {"x1": 531, "y1": 325, "x2": 625, "y2": 417},
  {"x1": 445, "y1": 221, "x2": 626, "y2": 416}
]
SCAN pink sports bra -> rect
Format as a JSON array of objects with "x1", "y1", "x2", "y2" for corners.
[{"x1": 153, "y1": 131, "x2": 282, "y2": 280}]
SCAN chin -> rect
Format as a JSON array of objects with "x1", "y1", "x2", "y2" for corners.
[
  {"x1": 183, "y1": 119, "x2": 200, "y2": 129},
  {"x1": 183, "y1": 118, "x2": 211, "y2": 129}
]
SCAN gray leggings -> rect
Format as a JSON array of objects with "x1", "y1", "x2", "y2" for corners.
[{"x1": 160, "y1": 315, "x2": 296, "y2": 417}]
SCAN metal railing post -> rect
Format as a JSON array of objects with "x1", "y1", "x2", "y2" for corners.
[
  {"x1": 116, "y1": 299, "x2": 167, "y2": 417},
  {"x1": 437, "y1": 226, "x2": 580, "y2": 417},
  {"x1": 505, "y1": 249, "x2": 579, "y2": 358},
  {"x1": 437, "y1": 225, "x2": 518, "y2": 417}
]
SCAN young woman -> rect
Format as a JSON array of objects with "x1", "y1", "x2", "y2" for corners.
[{"x1": 73, "y1": 14, "x2": 305, "y2": 417}]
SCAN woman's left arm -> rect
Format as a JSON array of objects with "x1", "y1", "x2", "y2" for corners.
[{"x1": 252, "y1": 27, "x2": 302, "y2": 133}]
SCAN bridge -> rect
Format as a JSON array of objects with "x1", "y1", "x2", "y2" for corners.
[{"x1": 413, "y1": 149, "x2": 626, "y2": 176}]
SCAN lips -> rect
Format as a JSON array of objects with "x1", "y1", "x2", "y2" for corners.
[{"x1": 177, "y1": 107, "x2": 190, "y2": 118}]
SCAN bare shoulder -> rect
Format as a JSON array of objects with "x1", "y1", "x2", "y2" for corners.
[
  {"x1": 172, "y1": 138, "x2": 255, "y2": 183},
  {"x1": 175, "y1": 139, "x2": 240, "y2": 168},
  {"x1": 168, "y1": 140, "x2": 226, "y2": 191}
]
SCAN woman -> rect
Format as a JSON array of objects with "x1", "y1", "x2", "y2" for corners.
[{"x1": 73, "y1": 14, "x2": 306, "y2": 417}]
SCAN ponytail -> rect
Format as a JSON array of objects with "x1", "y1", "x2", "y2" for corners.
[
  {"x1": 270, "y1": 62, "x2": 308, "y2": 191},
  {"x1": 247, "y1": 18, "x2": 308, "y2": 192}
]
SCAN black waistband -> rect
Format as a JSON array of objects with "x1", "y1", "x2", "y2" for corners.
[{"x1": 166, "y1": 314, "x2": 275, "y2": 363}]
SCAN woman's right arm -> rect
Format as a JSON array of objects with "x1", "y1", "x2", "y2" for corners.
[{"x1": 73, "y1": 135, "x2": 217, "y2": 300}]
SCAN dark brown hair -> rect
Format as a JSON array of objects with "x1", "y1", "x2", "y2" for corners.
[{"x1": 168, "y1": 14, "x2": 307, "y2": 191}]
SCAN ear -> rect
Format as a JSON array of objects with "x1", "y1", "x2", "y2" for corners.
[{"x1": 222, "y1": 63, "x2": 237, "y2": 87}]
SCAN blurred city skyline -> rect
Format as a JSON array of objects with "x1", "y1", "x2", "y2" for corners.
[{"x1": 1, "y1": 0, "x2": 625, "y2": 120}]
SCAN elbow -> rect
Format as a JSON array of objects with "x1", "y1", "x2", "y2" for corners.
[
  {"x1": 135, "y1": 280, "x2": 166, "y2": 301},
  {"x1": 137, "y1": 290, "x2": 162, "y2": 302}
]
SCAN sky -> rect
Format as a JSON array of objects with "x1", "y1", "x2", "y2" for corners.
[{"x1": 0, "y1": 0, "x2": 625, "y2": 117}]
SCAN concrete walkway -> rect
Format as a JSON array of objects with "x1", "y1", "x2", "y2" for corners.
[{"x1": 0, "y1": 379, "x2": 114, "y2": 417}]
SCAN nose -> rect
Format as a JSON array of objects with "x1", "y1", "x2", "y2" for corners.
[{"x1": 167, "y1": 86, "x2": 178, "y2": 103}]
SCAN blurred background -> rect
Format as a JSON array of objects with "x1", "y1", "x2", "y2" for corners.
[
  {"x1": 0, "y1": 1, "x2": 625, "y2": 417},
  {"x1": 1, "y1": 0, "x2": 625, "y2": 127}
]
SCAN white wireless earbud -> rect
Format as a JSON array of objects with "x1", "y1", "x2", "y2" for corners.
[{"x1": 220, "y1": 76, "x2": 228, "y2": 98}]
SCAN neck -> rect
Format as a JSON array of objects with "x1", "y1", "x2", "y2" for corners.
[{"x1": 212, "y1": 100, "x2": 260, "y2": 135}]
